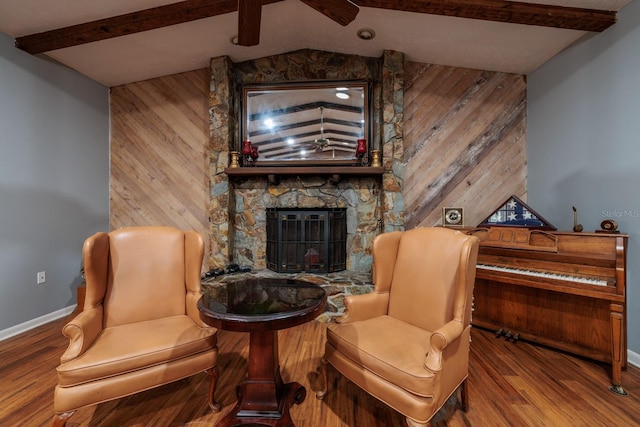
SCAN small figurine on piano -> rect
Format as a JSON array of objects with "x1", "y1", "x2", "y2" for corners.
[{"x1": 572, "y1": 206, "x2": 583, "y2": 232}]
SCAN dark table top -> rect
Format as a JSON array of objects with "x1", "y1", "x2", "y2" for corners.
[{"x1": 198, "y1": 278, "x2": 326, "y2": 332}]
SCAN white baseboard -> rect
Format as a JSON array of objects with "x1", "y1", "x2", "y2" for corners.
[
  {"x1": 628, "y1": 349, "x2": 640, "y2": 368},
  {"x1": 0, "y1": 305, "x2": 75, "y2": 341}
]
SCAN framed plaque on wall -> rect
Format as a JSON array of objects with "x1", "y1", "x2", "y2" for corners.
[{"x1": 442, "y1": 207, "x2": 464, "y2": 227}]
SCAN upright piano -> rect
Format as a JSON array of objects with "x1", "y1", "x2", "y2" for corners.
[{"x1": 465, "y1": 226, "x2": 628, "y2": 394}]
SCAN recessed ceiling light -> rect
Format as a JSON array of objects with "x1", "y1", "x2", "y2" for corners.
[
  {"x1": 357, "y1": 28, "x2": 376, "y2": 41},
  {"x1": 336, "y1": 92, "x2": 350, "y2": 99}
]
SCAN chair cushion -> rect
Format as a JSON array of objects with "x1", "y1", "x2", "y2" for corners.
[
  {"x1": 327, "y1": 315, "x2": 436, "y2": 397},
  {"x1": 57, "y1": 315, "x2": 217, "y2": 387}
]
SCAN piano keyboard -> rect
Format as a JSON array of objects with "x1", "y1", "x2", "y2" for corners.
[{"x1": 476, "y1": 263, "x2": 609, "y2": 287}]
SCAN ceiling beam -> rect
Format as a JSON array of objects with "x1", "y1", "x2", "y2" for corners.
[
  {"x1": 15, "y1": 0, "x2": 284, "y2": 54},
  {"x1": 238, "y1": 0, "x2": 263, "y2": 46},
  {"x1": 15, "y1": 0, "x2": 617, "y2": 55},
  {"x1": 356, "y1": 0, "x2": 617, "y2": 32}
]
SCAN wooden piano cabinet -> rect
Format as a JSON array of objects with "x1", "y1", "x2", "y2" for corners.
[
  {"x1": 472, "y1": 279, "x2": 627, "y2": 394},
  {"x1": 466, "y1": 228, "x2": 629, "y2": 395}
]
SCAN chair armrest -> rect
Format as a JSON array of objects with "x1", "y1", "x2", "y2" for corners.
[
  {"x1": 424, "y1": 320, "x2": 464, "y2": 373},
  {"x1": 335, "y1": 291, "x2": 389, "y2": 324},
  {"x1": 60, "y1": 306, "x2": 103, "y2": 363},
  {"x1": 187, "y1": 290, "x2": 209, "y2": 326},
  {"x1": 185, "y1": 230, "x2": 206, "y2": 325}
]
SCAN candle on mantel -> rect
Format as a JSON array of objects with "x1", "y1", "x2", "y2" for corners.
[
  {"x1": 356, "y1": 138, "x2": 367, "y2": 165},
  {"x1": 250, "y1": 145, "x2": 259, "y2": 163},
  {"x1": 241, "y1": 140, "x2": 252, "y2": 156}
]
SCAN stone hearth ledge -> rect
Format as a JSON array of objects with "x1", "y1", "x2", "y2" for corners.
[{"x1": 201, "y1": 269, "x2": 373, "y2": 322}]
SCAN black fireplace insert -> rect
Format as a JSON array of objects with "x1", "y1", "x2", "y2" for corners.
[{"x1": 266, "y1": 208, "x2": 346, "y2": 273}]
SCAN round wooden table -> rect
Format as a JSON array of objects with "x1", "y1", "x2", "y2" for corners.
[{"x1": 198, "y1": 278, "x2": 326, "y2": 427}]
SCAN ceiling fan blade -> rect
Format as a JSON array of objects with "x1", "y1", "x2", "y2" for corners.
[
  {"x1": 300, "y1": 0, "x2": 359, "y2": 26},
  {"x1": 238, "y1": 0, "x2": 262, "y2": 46}
]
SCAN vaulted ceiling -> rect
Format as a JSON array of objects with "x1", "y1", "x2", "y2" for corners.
[{"x1": 0, "y1": 0, "x2": 631, "y2": 87}]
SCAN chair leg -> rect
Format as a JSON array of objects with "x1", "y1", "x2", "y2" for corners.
[
  {"x1": 405, "y1": 416, "x2": 431, "y2": 427},
  {"x1": 206, "y1": 366, "x2": 221, "y2": 412},
  {"x1": 460, "y1": 378, "x2": 469, "y2": 412},
  {"x1": 315, "y1": 356, "x2": 328, "y2": 400},
  {"x1": 51, "y1": 411, "x2": 74, "y2": 427}
]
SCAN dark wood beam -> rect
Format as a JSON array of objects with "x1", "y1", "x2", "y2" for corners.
[
  {"x1": 15, "y1": 0, "x2": 284, "y2": 54},
  {"x1": 238, "y1": 0, "x2": 263, "y2": 46},
  {"x1": 15, "y1": 0, "x2": 617, "y2": 55},
  {"x1": 356, "y1": 0, "x2": 617, "y2": 32}
]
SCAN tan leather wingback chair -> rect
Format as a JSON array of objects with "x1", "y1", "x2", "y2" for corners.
[
  {"x1": 317, "y1": 227, "x2": 479, "y2": 427},
  {"x1": 52, "y1": 226, "x2": 220, "y2": 427}
]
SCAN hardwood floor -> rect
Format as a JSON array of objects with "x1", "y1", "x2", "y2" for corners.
[{"x1": 1, "y1": 318, "x2": 639, "y2": 426}]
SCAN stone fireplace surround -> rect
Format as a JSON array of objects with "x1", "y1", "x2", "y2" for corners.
[{"x1": 206, "y1": 49, "x2": 405, "y2": 314}]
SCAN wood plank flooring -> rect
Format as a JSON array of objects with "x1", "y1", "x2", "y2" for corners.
[{"x1": 1, "y1": 318, "x2": 639, "y2": 426}]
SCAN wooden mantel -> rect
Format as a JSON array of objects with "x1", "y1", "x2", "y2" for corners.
[{"x1": 224, "y1": 166, "x2": 384, "y2": 183}]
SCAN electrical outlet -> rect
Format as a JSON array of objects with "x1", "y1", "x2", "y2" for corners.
[{"x1": 37, "y1": 271, "x2": 46, "y2": 284}]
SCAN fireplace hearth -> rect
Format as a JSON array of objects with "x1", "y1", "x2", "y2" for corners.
[{"x1": 266, "y1": 208, "x2": 346, "y2": 273}]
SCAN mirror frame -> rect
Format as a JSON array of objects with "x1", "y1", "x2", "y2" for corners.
[{"x1": 240, "y1": 80, "x2": 371, "y2": 166}]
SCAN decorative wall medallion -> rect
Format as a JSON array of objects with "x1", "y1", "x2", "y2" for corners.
[
  {"x1": 599, "y1": 219, "x2": 619, "y2": 233},
  {"x1": 443, "y1": 207, "x2": 464, "y2": 227}
]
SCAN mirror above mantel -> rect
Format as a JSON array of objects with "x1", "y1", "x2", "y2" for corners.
[{"x1": 238, "y1": 80, "x2": 372, "y2": 167}]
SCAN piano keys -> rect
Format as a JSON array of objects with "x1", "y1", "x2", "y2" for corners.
[
  {"x1": 476, "y1": 263, "x2": 609, "y2": 286},
  {"x1": 465, "y1": 226, "x2": 628, "y2": 395}
]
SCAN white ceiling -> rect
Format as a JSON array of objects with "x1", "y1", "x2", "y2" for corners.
[{"x1": 0, "y1": 0, "x2": 631, "y2": 87}]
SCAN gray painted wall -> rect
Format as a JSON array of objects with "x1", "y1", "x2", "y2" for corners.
[
  {"x1": 0, "y1": 32, "x2": 109, "y2": 332},
  {"x1": 527, "y1": 2, "x2": 640, "y2": 356}
]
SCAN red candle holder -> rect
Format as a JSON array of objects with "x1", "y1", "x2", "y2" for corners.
[
  {"x1": 241, "y1": 140, "x2": 252, "y2": 166},
  {"x1": 241, "y1": 140, "x2": 252, "y2": 155},
  {"x1": 250, "y1": 145, "x2": 259, "y2": 164},
  {"x1": 356, "y1": 139, "x2": 367, "y2": 165}
]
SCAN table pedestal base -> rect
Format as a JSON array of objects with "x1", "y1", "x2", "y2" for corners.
[
  {"x1": 217, "y1": 381, "x2": 306, "y2": 427},
  {"x1": 216, "y1": 330, "x2": 306, "y2": 427}
]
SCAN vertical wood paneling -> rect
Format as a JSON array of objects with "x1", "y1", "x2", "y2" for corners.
[
  {"x1": 403, "y1": 62, "x2": 527, "y2": 229},
  {"x1": 110, "y1": 69, "x2": 210, "y2": 266}
]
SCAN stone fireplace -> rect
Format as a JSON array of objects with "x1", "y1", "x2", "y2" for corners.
[{"x1": 207, "y1": 49, "x2": 405, "y2": 274}]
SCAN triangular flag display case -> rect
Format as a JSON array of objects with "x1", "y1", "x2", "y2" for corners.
[{"x1": 477, "y1": 195, "x2": 556, "y2": 230}]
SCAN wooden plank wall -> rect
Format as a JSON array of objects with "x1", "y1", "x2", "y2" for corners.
[
  {"x1": 403, "y1": 62, "x2": 527, "y2": 229},
  {"x1": 109, "y1": 69, "x2": 211, "y2": 267},
  {"x1": 108, "y1": 61, "x2": 528, "y2": 269}
]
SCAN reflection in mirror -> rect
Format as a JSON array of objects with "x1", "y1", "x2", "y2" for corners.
[{"x1": 242, "y1": 81, "x2": 369, "y2": 165}]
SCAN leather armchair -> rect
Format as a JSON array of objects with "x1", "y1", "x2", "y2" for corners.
[
  {"x1": 52, "y1": 226, "x2": 220, "y2": 426},
  {"x1": 317, "y1": 227, "x2": 479, "y2": 427}
]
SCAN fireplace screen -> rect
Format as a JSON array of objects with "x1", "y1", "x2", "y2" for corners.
[{"x1": 266, "y1": 208, "x2": 346, "y2": 273}]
